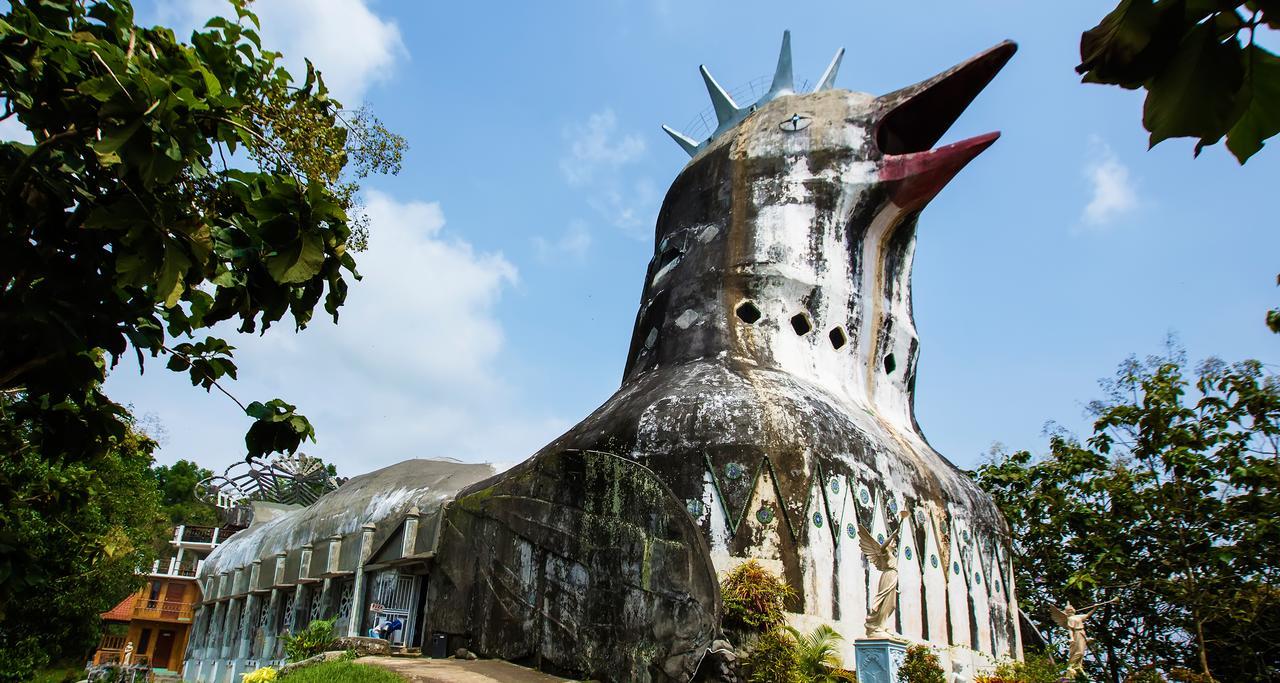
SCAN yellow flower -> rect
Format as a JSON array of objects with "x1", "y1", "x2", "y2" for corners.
[{"x1": 241, "y1": 667, "x2": 278, "y2": 683}]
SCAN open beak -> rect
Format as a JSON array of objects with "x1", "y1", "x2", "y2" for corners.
[{"x1": 875, "y1": 41, "x2": 1017, "y2": 210}]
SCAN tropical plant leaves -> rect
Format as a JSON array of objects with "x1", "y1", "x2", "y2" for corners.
[
  {"x1": 1079, "y1": 0, "x2": 1279, "y2": 163},
  {"x1": 1226, "y1": 45, "x2": 1280, "y2": 161},
  {"x1": 1143, "y1": 21, "x2": 1245, "y2": 148},
  {"x1": 0, "y1": 0, "x2": 401, "y2": 464}
]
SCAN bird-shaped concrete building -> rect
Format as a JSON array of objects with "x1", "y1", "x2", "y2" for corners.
[{"x1": 186, "y1": 32, "x2": 1023, "y2": 683}]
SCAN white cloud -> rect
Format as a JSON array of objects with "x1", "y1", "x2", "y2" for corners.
[
  {"x1": 1082, "y1": 139, "x2": 1138, "y2": 228},
  {"x1": 155, "y1": 0, "x2": 405, "y2": 104},
  {"x1": 533, "y1": 220, "x2": 593, "y2": 263},
  {"x1": 560, "y1": 109, "x2": 646, "y2": 185},
  {"x1": 589, "y1": 178, "x2": 660, "y2": 238},
  {"x1": 105, "y1": 191, "x2": 570, "y2": 477},
  {"x1": 556, "y1": 109, "x2": 658, "y2": 241}
]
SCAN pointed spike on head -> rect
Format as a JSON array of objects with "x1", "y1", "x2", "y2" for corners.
[
  {"x1": 815, "y1": 47, "x2": 845, "y2": 92},
  {"x1": 768, "y1": 30, "x2": 794, "y2": 96},
  {"x1": 699, "y1": 65, "x2": 740, "y2": 125},
  {"x1": 662, "y1": 125, "x2": 700, "y2": 157}
]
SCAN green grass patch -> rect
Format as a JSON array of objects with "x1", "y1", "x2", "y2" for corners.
[
  {"x1": 30, "y1": 666, "x2": 84, "y2": 683},
  {"x1": 280, "y1": 660, "x2": 407, "y2": 683}
]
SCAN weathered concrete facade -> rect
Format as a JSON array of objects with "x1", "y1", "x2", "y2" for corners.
[
  {"x1": 189, "y1": 33, "x2": 1024, "y2": 682},
  {"x1": 183, "y1": 461, "x2": 497, "y2": 681},
  {"x1": 516, "y1": 35, "x2": 1024, "y2": 671},
  {"x1": 185, "y1": 455, "x2": 720, "y2": 682}
]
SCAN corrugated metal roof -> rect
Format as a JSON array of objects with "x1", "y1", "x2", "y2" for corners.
[{"x1": 200, "y1": 459, "x2": 495, "y2": 578}]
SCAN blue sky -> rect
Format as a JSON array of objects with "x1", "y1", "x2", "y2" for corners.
[{"x1": 86, "y1": 0, "x2": 1280, "y2": 479}]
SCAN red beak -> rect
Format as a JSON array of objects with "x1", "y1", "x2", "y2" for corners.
[{"x1": 875, "y1": 41, "x2": 1017, "y2": 210}]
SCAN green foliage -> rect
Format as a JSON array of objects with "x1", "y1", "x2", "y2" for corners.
[
  {"x1": 898, "y1": 645, "x2": 946, "y2": 683},
  {"x1": 1270, "y1": 273, "x2": 1280, "y2": 335},
  {"x1": 0, "y1": 405, "x2": 163, "y2": 681},
  {"x1": 744, "y1": 628, "x2": 802, "y2": 683},
  {"x1": 976, "y1": 347, "x2": 1280, "y2": 682},
  {"x1": 277, "y1": 661, "x2": 406, "y2": 683},
  {"x1": 981, "y1": 650, "x2": 1072, "y2": 683},
  {"x1": 785, "y1": 624, "x2": 844, "y2": 682},
  {"x1": 1125, "y1": 666, "x2": 1169, "y2": 683},
  {"x1": 29, "y1": 667, "x2": 83, "y2": 683},
  {"x1": 283, "y1": 618, "x2": 337, "y2": 663},
  {"x1": 1078, "y1": 1, "x2": 1279, "y2": 163},
  {"x1": 150, "y1": 458, "x2": 218, "y2": 526},
  {"x1": 1167, "y1": 667, "x2": 1218, "y2": 683},
  {"x1": 721, "y1": 560, "x2": 794, "y2": 633},
  {"x1": 0, "y1": 0, "x2": 405, "y2": 468}
]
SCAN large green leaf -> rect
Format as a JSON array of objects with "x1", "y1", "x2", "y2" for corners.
[
  {"x1": 1226, "y1": 45, "x2": 1280, "y2": 162},
  {"x1": 1143, "y1": 21, "x2": 1245, "y2": 148},
  {"x1": 1078, "y1": 0, "x2": 1187, "y2": 88},
  {"x1": 266, "y1": 231, "x2": 326, "y2": 284}
]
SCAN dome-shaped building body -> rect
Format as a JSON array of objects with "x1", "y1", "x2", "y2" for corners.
[
  {"x1": 524, "y1": 32, "x2": 1025, "y2": 669},
  {"x1": 185, "y1": 32, "x2": 1024, "y2": 683}
]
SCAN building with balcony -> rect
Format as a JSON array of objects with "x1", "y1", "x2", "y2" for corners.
[{"x1": 91, "y1": 524, "x2": 242, "y2": 678}]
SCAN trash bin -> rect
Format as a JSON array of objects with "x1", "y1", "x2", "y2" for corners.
[{"x1": 429, "y1": 632, "x2": 448, "y2": 659}]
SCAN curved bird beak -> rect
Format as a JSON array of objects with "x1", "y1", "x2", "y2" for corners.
[{"x1": 875, "y1": 41, "x2": 1017, "y2": 210}]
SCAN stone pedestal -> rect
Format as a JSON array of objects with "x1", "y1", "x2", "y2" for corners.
[{"x1": 854, "y1": 639, "x2": 907, "y2": 683}]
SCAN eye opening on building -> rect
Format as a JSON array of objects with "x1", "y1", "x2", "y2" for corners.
[
  {"x1": 790, "y1": 313, "x2": 812, "y2": 336},
  {"x1": 828, "y1": 326, "x2": 847, "y2": 350},
  {"x1": 735, "y1": 301, "x2": 762, "y2": 324},
  {"x1": 884, "y1": 353, "x2": 897, "y2": 374}
]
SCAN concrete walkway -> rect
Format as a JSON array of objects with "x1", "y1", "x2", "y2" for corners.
[{"x1": 361, "y1": 656, "x2": 572, "y2": 682}]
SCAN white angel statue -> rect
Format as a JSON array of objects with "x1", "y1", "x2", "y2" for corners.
[
  {"x1": 1050, "y1": 599, "x2": 1113, "y2": 676},
  {"x1": 858, "y1": 510, "x2": 910, "y2": 640}
]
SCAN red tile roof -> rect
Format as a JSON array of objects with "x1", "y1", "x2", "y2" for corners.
[{"x1": 101, "y1": 593, "x2": 137, "y2": 621}]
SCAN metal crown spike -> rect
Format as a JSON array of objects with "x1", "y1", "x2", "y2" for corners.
[
  {"x1": 665, "y1": 31, "x2": 841, "y2": 157},
  {"x1": 767, "y1": 30, "x2": 794, "y2": 97},
  {"x1": 699, "y1": 65, "x2": 740, "y2": 126},
  {"x1": 662, "y1": 125, "x2": 700, "y2": 157},
  {"x1": 815, "y1": 47, "x2": 845, "y2": 92}
]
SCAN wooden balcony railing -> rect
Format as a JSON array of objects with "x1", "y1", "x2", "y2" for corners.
[
  {"x1": 149, "y1": 556, "x2": 202, "y2": 578},
  {"x1": 174, "y1": 525, "x2": 219, "y2": 544},
  {"x1": 133, "y1": 599, "x2": 195, "y2": 622},
  {"x1": 91, "y1": 649, "x2": 151, "y2": 667}
]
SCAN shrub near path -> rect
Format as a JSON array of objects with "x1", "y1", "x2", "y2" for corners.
[{"x1": 279, "y1": 661, "x2": 407, "y2": 683}]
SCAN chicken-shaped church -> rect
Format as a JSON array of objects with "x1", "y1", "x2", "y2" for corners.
[{"x1": 186, "y1": 33, "x2": 1023, "y2": 683}]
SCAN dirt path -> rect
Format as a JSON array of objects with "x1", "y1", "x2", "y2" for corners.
[{"x1": 360, "y1": 656, "x2": 573, "y2": 683}]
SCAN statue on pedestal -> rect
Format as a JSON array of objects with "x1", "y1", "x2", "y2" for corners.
[
  {"x1": 1050, "y1": 599, "x2": 1113, "y2": 676},
  {"x1": 859, "y1": 511, "x2": 910, "y2": 640}
]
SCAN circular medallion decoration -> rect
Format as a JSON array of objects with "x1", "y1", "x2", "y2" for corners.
[
  {"x1": 904, "y1": 547, "x2": 913, "y2": 560},
  {"x1": 914, "y1": 509, "x2": 928, "y2": 527},
  {"x1": 953, "y1": 561, "x2": 961, "y2": 575},
  {"x1": 931, "y1": 554, "x2": 939, "y2": 569},
  {"x1": 756, "y1": 506, "x2": 775, "y2": 525},
  {"x1": 975, "y1": 572, "x2": 983, "y2": 584},
  {"x1": 877, "y1": 533, "x2": 886, "y2": 545},
  {"x1": 846, "y1": 523, "x2": 857, "y2": 540},
  {"x1": 995, "y1": 580, "x2": 1002, "y2": 592},
  {"x1": 724, "y1": 462, "x2": 745, "y2": 480},
  {"x1": 858, "y1": 486, "x2": 871, "y2": 507},
  {"x1": 779, "y1": 113, "x2": 813, "y2": 132},
  {"x1": 812, "y1": 512, "x2": 824, "y2": 528},
  {"x1": 887, "y1": 499, "x2": 899, "y2": 515},
  {"x1": 962, "y1": 529, "x2": 971, "y2": 544},
  {"x1": 829, "y1": 477, "x2": 840, "y2": 495},
  {"x1": 686, "y1": 499, "x2": 704, "y2": 517}
]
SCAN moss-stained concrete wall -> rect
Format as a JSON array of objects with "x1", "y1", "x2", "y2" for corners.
[{"x1": 426, "y1": 450, "x2": 720, "y2": 682}]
